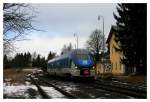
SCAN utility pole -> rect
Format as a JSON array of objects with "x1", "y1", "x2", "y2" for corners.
[
  {"x1": 98, "y1": 15, "x2": 105, "y2": 54},
  {"x1": 74, "y1": 33, "x2": 78, "y2": 49},
  {"x1": 98, "y1": 15, "x2": 105, "y2": 78}
]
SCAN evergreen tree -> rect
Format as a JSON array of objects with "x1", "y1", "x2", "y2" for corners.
[
  {"x1": 36, "y1": 54, "x2": 41, "y2": 67},
  {"x1": 23, "y1": 52, "x2": 27, "y2": 67},
  {"x1": 14, "y1": 53, "x2": 19, "y2": 68},
  {"x1": 26, "y1": 52, "x2": 32, "y2": 67},
  {"x1": 4, "y1": 52, "x2": 49, "y2": 71},
  {"x1": 10, "y1": 52, "x2": 31, "y2": 68},
  {"x1": 32, "y1": 51, "x2": 37, "y2": 67},
  {"x1": 32, "y1": 54, "x2": 41, "y2": 67},
  {"x1": 4, "y1": 55, "x2": 9, "y2": 68},
  {"x1": 47, "y1": 51, "x2": 56, "y2": 61},
  {"x1": 114, "y1": 3, "x2": 147, "y2": 74},
  {"x1": 14, "y1": 53, "x2": 24, "y2": 68},
  {"x1": 40, "y1": 57, "x2": 47, "y2": 72}
]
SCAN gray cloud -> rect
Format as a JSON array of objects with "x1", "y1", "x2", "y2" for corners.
[
  {"x1": 32, "y1": 3, "x2": 117, "y2": 37},
  {"x1": 16, "y1": 3, "x2": 117, "y2": 56}
]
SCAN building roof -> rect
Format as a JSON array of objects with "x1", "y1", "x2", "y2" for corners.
[{"x1": 106, "y1": 25, "x2": 118, "y2": 44}]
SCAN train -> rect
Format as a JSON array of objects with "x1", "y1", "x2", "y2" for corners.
[{"x1": 47, "y1": 49, "x2": 95, "y2": 78}]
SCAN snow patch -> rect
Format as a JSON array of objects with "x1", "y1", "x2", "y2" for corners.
[
  {"x1": 41, "y1": 86, "x2": 66, "y2": 98},
  {"x1": 3, "y1": 83, "x2": 41, "y2": 99}
]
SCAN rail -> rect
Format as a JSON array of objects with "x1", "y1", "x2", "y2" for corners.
[
  {"x1": 30, "y1": 76, "x2": 51, "y2": 99},
  {"x1": 39, "y1": 77, "x2": 78, "y2": 99}
]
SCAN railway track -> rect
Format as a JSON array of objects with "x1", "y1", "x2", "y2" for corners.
[
  {"x1": 30, "y1": 76, "x2": 78, "y2": 99},
  {"x1": 38, "y1": 76, "x2": 137, "y2": 98},
  {"x1": 96, "y1": 79, "x2": 146, "y2": 92},
  {"x1": 89, "y1": 82, "x2": 146, "y2": 98},
  {"x1": 43, "y1": 76, "x2": 146, "y2": 98},
  {"x1": 30, "y1": 74, "x2": 146, "y2": 99},
  {"x1": 30, "y1": 76, "x2": 51, "y2": 99},
  {"x1": 39, "y1": 78, "x2": 78, "y2": 99}
]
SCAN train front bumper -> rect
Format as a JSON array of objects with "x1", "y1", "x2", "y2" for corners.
[{"x1": 70, "y1": 69, "x2": 95, "y2": 77}]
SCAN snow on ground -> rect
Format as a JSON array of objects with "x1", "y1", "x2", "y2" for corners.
[
  {"x1": 4, "y1": 80, "x2": 66, "y2": 99},
  {"x1": 61, "y1": 85, "x2": 79, "y2": 93},
  {"x1": 4, "y1": 82, "x2": 41, "y2": 99},
  {"x1": 41, "y1": 86, "x2": 66, "y2": 98}
]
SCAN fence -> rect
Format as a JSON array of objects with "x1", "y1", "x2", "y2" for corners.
[{"x1": 95, "y1": 59, "x2": 112, "y2": 78}]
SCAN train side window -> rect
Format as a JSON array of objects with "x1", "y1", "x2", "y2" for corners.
[
  {"x1": 64, "y1": 58, "x2": 67, "y2": 68},
  {"x1": 68, "y1": 59, "x2": 72, "y2": 68},
  {"x1": 48, "y1": 63, "x2": 50, "y2": 68},
  {"x1": 57, "y1": 61, "x2": 60, "y2": 68},
  {"x1": 61, "y1": 59, "x2": 65, "y2": 68},
  {"x1": 63, "y1": 59, "x2": 65, "y2": 68},
  {"x1": 51, "y1": 64, "x2": 53, "y2": 68},
  {"x1": 59, "y1": 59, "x2": 62, "y2": 68},
  {"x1": 66, "y1": 58, "x2": 70, "y2": 68},
  {"x1": 69, "y1": 59, "x2": 71, "y2": 68},
  {"x1": 62, "y1": 59, "x2": 64, "y2": 68},
  {"x1": 67, "y1": 58, "x2": 70, "y2": 68},
  {"x1": 53, "y1": 62, "x2": 56, "y2": 68},
  {"x1": 49, "y1": 64, "x2": 51, "y2": 68},
  {"x1": 51, "y1": 63, "x2": 53, "y2": 68},
  {"x1": 65, "y1": 59, "x2": 67, "y2": 68}
]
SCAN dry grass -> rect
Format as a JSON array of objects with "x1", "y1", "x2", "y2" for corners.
[
  {"x1": 115, "y1": 75, "x2": 146, "y2": 84},
  {"x1": 4, "y1": 68, "x2": 33, "y2": 84}
]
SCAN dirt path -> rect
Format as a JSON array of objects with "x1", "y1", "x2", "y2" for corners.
[{"x1": 4, "y1": 68, "x2": 33, "y2": 84}]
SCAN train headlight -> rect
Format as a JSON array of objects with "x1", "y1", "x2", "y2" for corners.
[
  {"x1": 75, "y1": 66, "x2": 78, "y2": 69},
  {"x1": 93, "y1": 66, "x2": 95, "y2": 69}
]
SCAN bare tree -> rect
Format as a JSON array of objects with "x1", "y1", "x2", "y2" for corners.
[
  {"x1": 86, "y1": 29, "x2": 105, "y2": 61},
  {"x1": 3, "y1": 3, "x2": 36, "y2": 54},
  {"x1": 61, "y1": 43, "x2": 73, "y2": 55}
]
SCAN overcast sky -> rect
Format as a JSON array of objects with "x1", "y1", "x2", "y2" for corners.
[{"x1": 15, "y1": 3, "x2": 117, "y2": 57}]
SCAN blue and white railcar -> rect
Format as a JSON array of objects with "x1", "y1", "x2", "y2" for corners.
[{"x1": 47, "y1": 49, "x2": 95, "y2": 78}]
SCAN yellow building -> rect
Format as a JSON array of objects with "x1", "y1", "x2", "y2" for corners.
[{"x1": 106, "y1": 25, "x2": 126, "y2": 75}]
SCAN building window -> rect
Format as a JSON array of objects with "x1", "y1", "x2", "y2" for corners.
[
  {"x1": 115, "y1": 62, "x2": 117, "y2": 70},
  {"x1": 120, "y1": 62, "x2": 122, "y2": 71},
  {"x1": 112, "y1": 63, "x2": 114, "y2": 71}
]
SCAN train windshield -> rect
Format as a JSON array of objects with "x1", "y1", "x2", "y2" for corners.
[
  {"x1": 75, "y1": 50, "x2": 89, "y2": 60},
  {"x1": 76, "y1": 54, "x2": 89, "y2": 60}
]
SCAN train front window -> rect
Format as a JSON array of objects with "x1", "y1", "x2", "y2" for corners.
[
  {"x1": 74, "y1": 50, "x2": 89, "y2": 60},
  {"x1": 73, "y1": 50, "x2": 93, "y2": 60},
  {"x1": 76, "y1": 54, "x2": 89, "y2": 60}
]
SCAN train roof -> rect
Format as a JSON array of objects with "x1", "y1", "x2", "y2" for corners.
[
  {"x1": 48, "y1": 49, "x2": 89, "y2": 63},
  {"x1": 48, "y1": 53, "x2": 69, "y2": 63}
]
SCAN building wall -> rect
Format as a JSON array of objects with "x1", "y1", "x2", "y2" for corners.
[
  {"x1": 109, "y1": 34, "x2": 125, "y2": 75},
  {"x1": 95, "y1": 62, "x2": 112, "y2": 78},
  {"x1": 96, "y1": 62, "x2": 111, "y2": 74}
]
